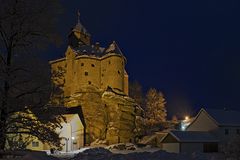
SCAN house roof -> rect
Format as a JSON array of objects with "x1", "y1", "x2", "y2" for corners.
[
  {"x1": 205, "y1": 108, "x2": 240, "y2": 126},
  {"x1": 164, "y1": 130, "x2": 218, "y2": 143}
]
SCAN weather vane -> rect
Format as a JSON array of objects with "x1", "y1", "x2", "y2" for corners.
[{"x1": 77, "y1": 10, "x2": 80, "y2": 24}]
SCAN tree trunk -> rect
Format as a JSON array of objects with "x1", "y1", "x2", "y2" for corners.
[{"x1": 0, "y1": 46, "x2": 12, "y2": 150}]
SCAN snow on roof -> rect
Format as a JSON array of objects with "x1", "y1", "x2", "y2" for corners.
[
  {"x1": 205, "y1": 108, "x2": 240, "y2": 126},
  {"x1": 168, "y1": 130, "x2": 218, "y2": 143}
]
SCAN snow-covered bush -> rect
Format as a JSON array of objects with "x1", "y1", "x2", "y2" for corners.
[{"x1": 222, "y1": 135, "x2": 240, "y2": 160}]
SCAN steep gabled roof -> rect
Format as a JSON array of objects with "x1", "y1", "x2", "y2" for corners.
[
  {"x1": 162, "y1": 130, "x2": 218, "y2": 143},
  {"x1": 205, "y1": 108, "x2": 240, "y2": 127},
  {"x1": 105, "y1": 41, "x2": 123, "y2": 55}
]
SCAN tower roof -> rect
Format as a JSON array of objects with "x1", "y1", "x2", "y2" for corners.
[
  {"x1": 105, "y1": 41, "x2": 123, "y2": 55},
  {"x1": 72, "y1": 10, "x2": 90, "y2": 35}
]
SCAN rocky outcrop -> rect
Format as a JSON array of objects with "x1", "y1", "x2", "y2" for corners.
[{"x1": 64, "y1": 85, "x2": 142, "y2": 145}]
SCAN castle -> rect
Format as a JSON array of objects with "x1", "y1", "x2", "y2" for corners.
[
  {"x1": 50, "y1": 14, "x2": 128, "y2": 98},
  {"x1": 48, "y1": 13, "x2": 142, "y2": 148}
]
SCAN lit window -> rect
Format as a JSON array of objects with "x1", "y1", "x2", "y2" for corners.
[
  {"x1": 85, "y1": 72, "x2": 88, "y2": 76},
  {"x1": 225, "y1": 129, "x2": 229, "y2": 135},
  {"x1": 32, "y1": 141, "x2": 39, "y2": 147}
]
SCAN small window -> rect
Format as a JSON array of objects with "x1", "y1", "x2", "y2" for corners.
[
  {"x1": 118, "y1": 71, "x2": 121, "y2": 74},
  {"x1": 237, "y1": 129, "x2": 240, "y2": 135},
  {"x1": 32, "y1": 141, "x2": 39, "y2": 147},
  {"x1": 88, "y1": 81, "x2": 91, "y2": 85},
  {"x1": 81, "y1": 63, "x2": 84, "y2": 66},
  {"x1": 225, "y1": 129, "x2": 229, "y2": 135},
  {"x1": 91, "y1": 64, "x2": 95, "y2": 67},
  {"x1": 109, "y1": 61, "x2": 111, "y2": 64},
  {"x1": 102, "y1": 74, "x2": 104, "y2": 77},
  {"x1": 85, "y1": 72, "x2": 88, "y2": 76}
]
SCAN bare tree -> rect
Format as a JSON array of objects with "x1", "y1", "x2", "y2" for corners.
[
  {"x1": 129, "y1": 81, "x2": 144, "y2": 108},
  {"x1": 0, "y1": 0, "x2": 63, "y2": 150}
]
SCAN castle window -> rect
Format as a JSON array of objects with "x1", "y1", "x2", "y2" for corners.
[
  {"x1": 81, "y1": 63, "x2": 84, "y2": 66},
  {"x1": 32, "y1": 141, "x2": 39, "y2": 147},
  {"x1": 85, "y1": 72, "x2": 88, "y2": 76},
  {"x1": 109, "y1": 61, "x2": 111, "y2": 64},
  {"x1": 118, "y1": 70, "x2": 121, "y2": 74},
  {"x1": 88, "y1": 81, "x2": 91, "y2": 85},
  {"x1": 225, "y1": 129, "x2": 229, "y2": 135},
  {"x1": 102, "y1": 74, "x2": 104, "y2": 77},
  {"x1": 91, "y1": 64, "x2": 95, "y2": 67}
]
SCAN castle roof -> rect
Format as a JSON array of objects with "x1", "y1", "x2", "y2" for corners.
[
  {"x1": 73, "y1": 41, "x2": 124, "y2": 57},
  {"x1": 74, "y1": 45, "x2": 105, "y2": 57}
]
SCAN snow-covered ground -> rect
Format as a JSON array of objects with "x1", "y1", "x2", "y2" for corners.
[
  {"x1": 1, "y1": 143, "x2": 223, "y2": 160},
  {"x1": 44, "y1": 143, "x2": 225, "y2": 160}
]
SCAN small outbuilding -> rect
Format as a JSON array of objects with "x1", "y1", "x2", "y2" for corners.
[{"x1": 161, "y1": 130, "x2": 218, "y2": 153}]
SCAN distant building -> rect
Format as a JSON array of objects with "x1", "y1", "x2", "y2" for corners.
[{"x1": 160, "y1": 108, "x2": 240, "y2": 153}]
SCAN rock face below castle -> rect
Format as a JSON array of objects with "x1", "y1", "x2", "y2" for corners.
[{"x1": 65, "y1": 86, "x2": 140, "y2": 145}]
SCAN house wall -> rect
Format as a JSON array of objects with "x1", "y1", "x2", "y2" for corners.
[
  {"x1": 25, "y1": 114, "x2": 84, "y2": 152},
  {"x1": 211, "y1": 126, "x2": 240, "y2": 149},
  {"x1": 69, "y1": 114, "x2": 84, "y2": 149},
  {"x1": 162, "y1": 143, "x2": 180, "y2": 153},
  {"x1": 180, "y1": 143, "x2": 203, "y2": 153},
  {"x1": 26, "y1": 137, "x2": 45, "y2": 151},
  {"x1": 187, "y1": 110, "x2": 218, "y2": 131}
]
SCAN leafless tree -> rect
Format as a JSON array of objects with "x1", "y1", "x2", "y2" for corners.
[{"x1": 0, "y1": 0, "x2": 63, "y2": 150}]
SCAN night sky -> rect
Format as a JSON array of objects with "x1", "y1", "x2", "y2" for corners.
[{"x1": 48, "y1": 0, "x2": 240, "y2": 117}]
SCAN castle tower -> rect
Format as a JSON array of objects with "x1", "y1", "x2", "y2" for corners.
[{"x1": 68, "y1": 11, "x2": 91, "y2": 47}]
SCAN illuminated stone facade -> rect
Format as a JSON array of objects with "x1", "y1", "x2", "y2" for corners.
[{"x1": 49, "y1": 15, "x2": 142, "y2": 145}]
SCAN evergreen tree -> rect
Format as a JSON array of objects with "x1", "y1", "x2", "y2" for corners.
[{"x1": 145, "y1": 88, "x2": 167, "y2": 126}]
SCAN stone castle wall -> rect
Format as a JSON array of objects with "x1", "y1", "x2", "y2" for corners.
[{"x1": 50, "y1": 47, "x2": 128, "y2": 97}]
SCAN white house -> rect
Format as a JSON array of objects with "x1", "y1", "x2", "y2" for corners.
[
  {"x1": 161, "y1": 108, "x2": 240, "y2": 153},
  {"x1": 161, "y1": 130, "x2": 218, "y2": 153},
  {"x1": 26, "y1": 107, "x2": 85, "y2": 152}
]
